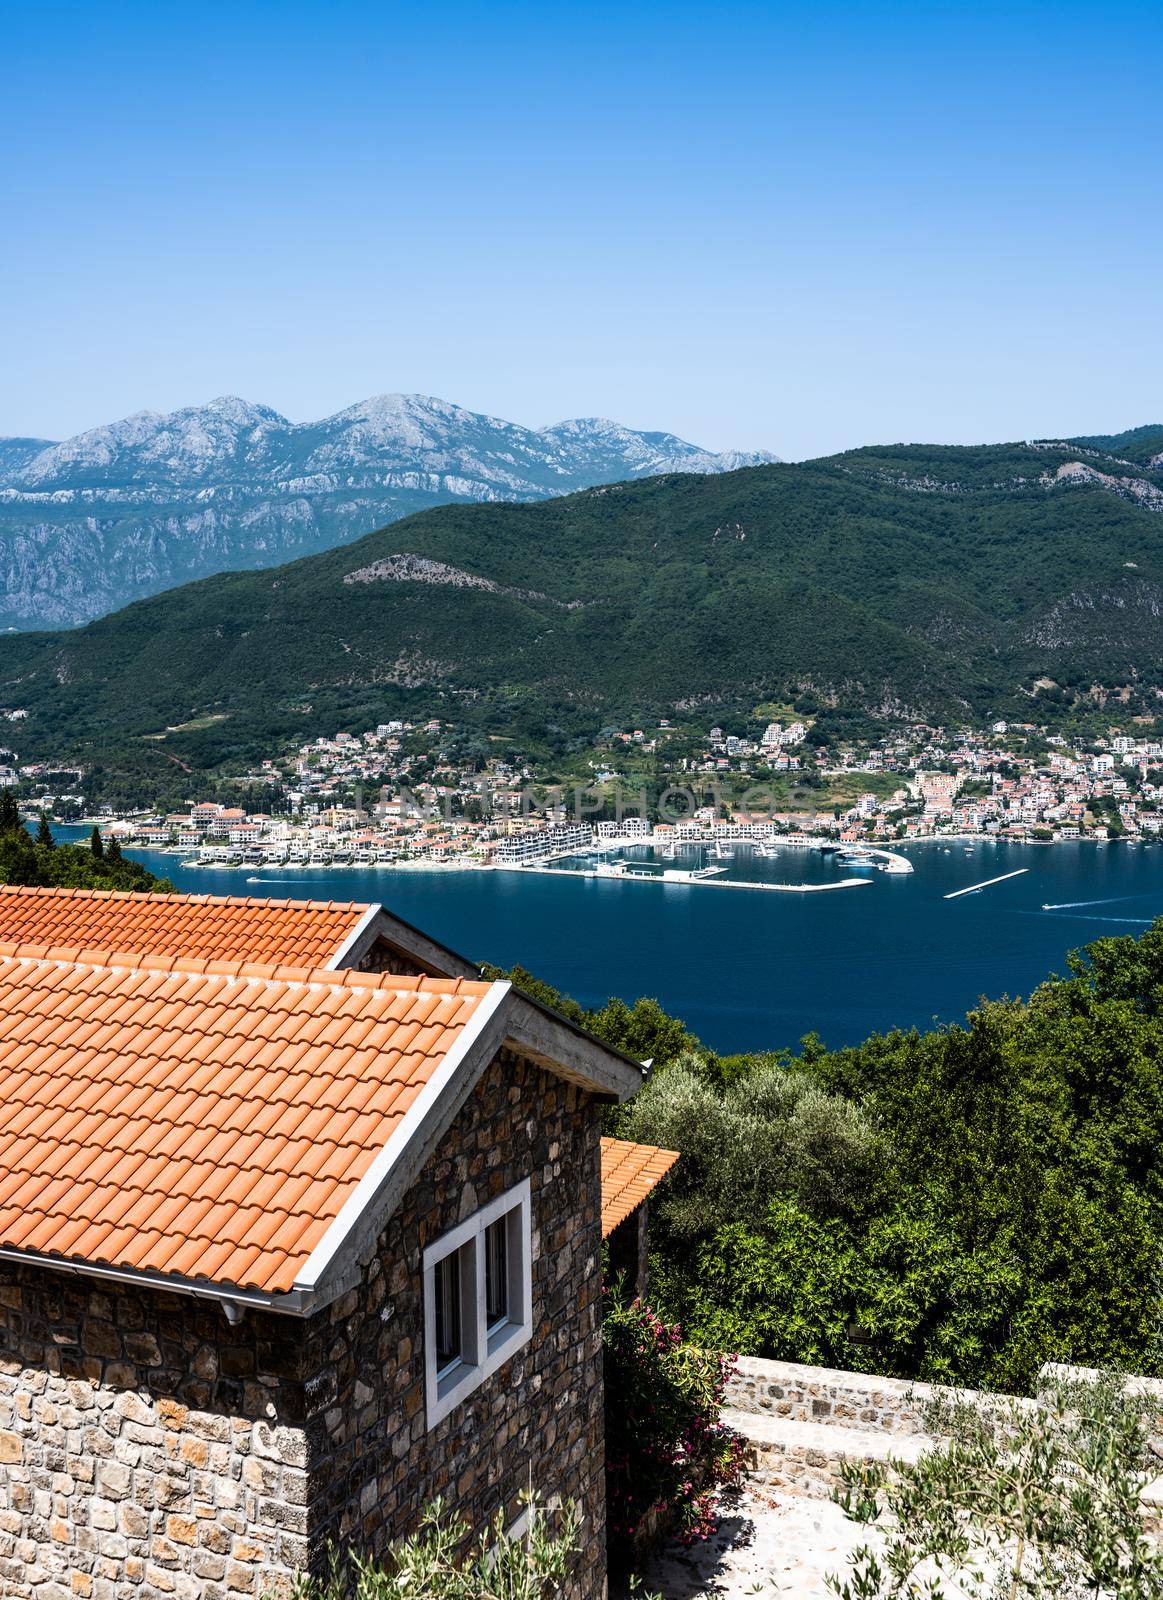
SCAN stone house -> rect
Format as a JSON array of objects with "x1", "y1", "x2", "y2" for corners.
[{"x1": 0, "y1": 887, "x2": 675, "y2": 1600}]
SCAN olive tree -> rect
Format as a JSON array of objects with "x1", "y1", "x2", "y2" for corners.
[
  {"x1": 829, "y1": 1371, "x2": 1163, "y2": 1600},
  {"x1": 278, "y1": 1495, "x2": 658, "y2": 1600}
]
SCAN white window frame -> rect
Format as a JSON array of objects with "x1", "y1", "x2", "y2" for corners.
[{"x1": 422, "y1": 1178, "x2": 533, "y2": 1428}]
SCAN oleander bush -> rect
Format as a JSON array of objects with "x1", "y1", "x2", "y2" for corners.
[{"x1": 603, "y1": 1290, "x2": 745, "y2": 1564}]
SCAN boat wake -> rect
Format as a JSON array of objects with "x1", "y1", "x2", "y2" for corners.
[
  {"x1": 1040, "y1": 895, "x2": 1146, "y2": 910},
  {"x1": 1019, "y1": 911, "x2": 1154, "y2": 926},
  {"x1": 245, "y1": 875, "x2": 322, "y2": 884}
]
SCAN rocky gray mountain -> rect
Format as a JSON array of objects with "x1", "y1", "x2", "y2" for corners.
[{"x1": 0, "y1": 394, "x2": 778, "y2": 629}]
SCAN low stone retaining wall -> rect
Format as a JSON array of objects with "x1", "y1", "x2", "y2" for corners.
[
  {"x1": 725, "y1": 1356, "x2": 951, "y2": 1436},
  {"x1": 720, "y1": 1406, "x2": 929, "y2": 1498},
  {"x1": 723, "y1": 1355, "x2": 1163, "y2": 1513}
]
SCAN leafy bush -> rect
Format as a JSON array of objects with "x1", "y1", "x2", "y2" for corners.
[
  {"x1": 831, "y1": 1370, "x2": 1163, "y2": 1600},
  {"x1": 483, "y1": 965, "x2": 699, "y2": 1072},
  {"x1": 279, "y1": 1495, "x2": 582, "y2": 1600},
  {"x1": 603, "y1": 1291, "x2": 745, "y2": 1564}
]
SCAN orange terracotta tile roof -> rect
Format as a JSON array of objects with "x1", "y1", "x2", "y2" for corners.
[
  {"x1": 0, "y1": 940, "x2": 495, "y2": 1295},
  {"x1": 600, "y1": 1137, "x2": 679, "y2": 1236},
  {"x1": 0, "y1": 886, "x2": 373, "y2": 971}
]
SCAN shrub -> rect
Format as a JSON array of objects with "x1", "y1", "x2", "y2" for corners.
[
  {"x1": 830, "y1": 1370, "x2": 1163, "y2": 1600},
  {"x1": 279, "y1": 1494, "x2": 581, "y2": 1600},
  {"x1": 603, "y1": 1290, "x2": 745, "y2": 1564}
]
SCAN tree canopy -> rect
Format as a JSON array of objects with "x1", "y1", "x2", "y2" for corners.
[{"x1": 620, "y1": 920, "x2": 1163, "y2": 1392}]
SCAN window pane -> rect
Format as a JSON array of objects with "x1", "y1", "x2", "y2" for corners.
[
  {"x1": 434, "y1": 1251, "x2": 462, "y2": 1371},
  {"x1": 485, "y1": 1216, "x2": 508, "y2": 1328}
]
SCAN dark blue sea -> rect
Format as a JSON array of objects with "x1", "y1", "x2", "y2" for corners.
[{"x1": 61, "y1": 833, "x2": 1163, "y2": 1055}]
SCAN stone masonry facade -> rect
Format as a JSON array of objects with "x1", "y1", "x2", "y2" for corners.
[
  {"x1": 0, "y1": 1045, "x2": 607, "y2": 1600},
  {"x1": 0, "y1": 1269, "x2": 309, "y2": 1599},
  {"x1": 300, "y1": 1047, "x2": 607, "y2": 1594}
]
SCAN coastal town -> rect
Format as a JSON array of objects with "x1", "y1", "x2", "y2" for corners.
[{"x1": 7, "y1": 707, "x2": 1163, "y2": 869}]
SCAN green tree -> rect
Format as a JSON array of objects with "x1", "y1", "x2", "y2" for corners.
[
  {"x1": 0, "y1": 803, "x2": 170, "y2": 894},
  {"x1": 614, "y1": 922, "x2": 1163, "y2": 1390},
  {"x1": 89, "y1": 826, "x2": 104, "y2": 859},
  {"x1": 483, "y1": 966, "x2": 699, "y2": 1068},
  {"x1": 36, "y1": 814, "x2": 55, "y2": 849},
  {"x1": 588, "y1": 996, "x2": 696, "y2": 1070}
]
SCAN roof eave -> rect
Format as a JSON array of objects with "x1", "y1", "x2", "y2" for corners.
[
  {"x1": 503, "y1": 994, "x2": 644, "y2": 1101},
  {"x1": 330, "y1": 904, "x2": 483, "y2": 980},
  {"x1": 0, "y1": 1246, "x2": 318, "y2": 1319}
]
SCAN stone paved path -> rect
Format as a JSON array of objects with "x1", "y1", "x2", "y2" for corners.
[{"x1": 626, "y1": 1485, "x2": 879, "y2": 1600}]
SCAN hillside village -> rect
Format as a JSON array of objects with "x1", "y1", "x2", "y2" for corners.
[{"x1": 8, "y1": 709, "x2": 1163, "y2": 865}]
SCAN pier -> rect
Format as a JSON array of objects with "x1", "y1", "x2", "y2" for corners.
[
  {"x1": 944, "y1": 868, "x2": 1029, "y2": 900},
  {"x1": 815, "y1": 843, "x2": 914, "y2": 875},
  {"x1": 495, "y1": 861, "x2": 874, "y2": 893}
]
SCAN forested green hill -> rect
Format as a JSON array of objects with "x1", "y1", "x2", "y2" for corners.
[
  {"x1": 0, "y1": 434, "x2": 1159, "y2": 786},
  {"x1": 1063, "y1": 424, "x2": 1163, "y2": 467}
]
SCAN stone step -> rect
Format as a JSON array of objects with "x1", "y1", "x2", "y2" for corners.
[{"x1": 723, "y1": 1406, "x2": 932, "y2": 1500}]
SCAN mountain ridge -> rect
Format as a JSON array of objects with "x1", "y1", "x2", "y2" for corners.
[{"x1": 0, "y1": 394, "x2": 778, "y2": 630}]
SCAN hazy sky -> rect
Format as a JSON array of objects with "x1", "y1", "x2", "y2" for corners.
[{"x1": 4, "y1": 1, "x2": 1161, "y2": 459}]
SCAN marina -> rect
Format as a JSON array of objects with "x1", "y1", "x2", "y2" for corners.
[{"x1": 498, "y1": 859, "x2": 875, "y2": 893}]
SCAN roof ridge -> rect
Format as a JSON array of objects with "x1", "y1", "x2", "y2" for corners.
[
  {"x1": 0, "y1": 883, "x2": 372, "y2": 915},
  {"x1": 0, "y1": 940, "x2": 493, "y2": 996},
  {"x1": 601, "y1": 1135, "x2": 680, "y2": 1158}
]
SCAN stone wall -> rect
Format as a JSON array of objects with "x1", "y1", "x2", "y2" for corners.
[
  {"x1": 0, "y1": 1269, "x2": 308, "y2": 1599},
  {"x1": 300, "y1": 1045, "x2": 608, "y2": 1600},
  {"x1": 725, "y1": 1355, "x2": 1163, "y2": 1437},
  {"x1": 353, "y1": 937, "x2": 428, "y2": 978},
  {"x1": 726, "y1": 1356, "x2": 940, "y2": 1435}
]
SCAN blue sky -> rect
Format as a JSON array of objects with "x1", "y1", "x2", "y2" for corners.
[{"x1": 4, "y1": 1, "x2": 1160, "y2": 458}]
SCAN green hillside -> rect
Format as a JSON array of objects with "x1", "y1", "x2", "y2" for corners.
[
  {"x1": 1063, "y1": 425, "x2": 1163, "y2": 468},
  {"x1": 0, "y1": 435, "x2": 1160, "y2": 789}
]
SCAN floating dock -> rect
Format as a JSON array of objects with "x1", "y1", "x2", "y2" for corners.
[
  {"x1": 944, "y1": 868, "x2": 1029, "y2": 900},
  {"x1": 497, "y1": 862, "x2": 874, "y2": 893}
]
